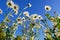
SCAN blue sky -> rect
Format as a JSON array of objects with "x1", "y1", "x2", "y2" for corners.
[{"x1": 0, "y1": 0, "x2": 60, "y2": 40}]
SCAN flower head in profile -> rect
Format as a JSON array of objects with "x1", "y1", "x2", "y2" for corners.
[
  {"x1": 14, "y1": 10, "x2": 18, "y2": 15},
  {"x1": 12, "y1": 4, "x2": 19, "y2": 15},
  {"x1": 45, "y1": 5, "x2": 51, "y2": 11},
  {"x1": 23, "y1": 11, "x2": 29, "y2": 17},
  {"x1": 28, "y1": 3, "x2": 32, "y2": 7},
  {"x1": 7, "y1": 0, "x2": 14, "y2": 8},
  {"x1": 24, "y1": 3, "x2": 32, "y2": 9},
  {"x1": 0, "y1": 9, "x2": 3, "y2": 14}
]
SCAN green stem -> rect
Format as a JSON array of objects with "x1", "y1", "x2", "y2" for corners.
[{"x1": 3, "y1": 10, "x2": 13, "y2": 22}]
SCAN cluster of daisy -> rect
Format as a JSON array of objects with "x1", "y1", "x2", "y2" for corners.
[
  {"x1": 23, "y1": 11, "x2": 43, "y2": 20},
  {"x1": 0, "y1": 4, "x2": 53, "y2": 40},
  {"x1": 17, "y1": 11, "x2": 43, "y2": 28},
  {"x1": 1, "y1": 0, "x2": 60, "y2": 40},
  {"x1": 15, "y1": 11, "x2": 44, "y2": 40},
  {"x1": 1, "y1": 0, "x2": 43, "y2": 40},
  {"x1": 7, "y1": 0, "x2": 19, "y2": 15}
]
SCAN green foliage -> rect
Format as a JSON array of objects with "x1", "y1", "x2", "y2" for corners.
[
  {"x1": 0, "y1": 28, "x2": 6, "y2": 39},
  {"x1": 14, "y1": 36, "x2": 22, "y2": 40},
  {"x1": 57, "y1": 38, "x2": 60, "y2": 40},
  {"x1": 57, "y1": 23, "x2": 60, "y2": 30},
  {"x1": 45, "y1": 14, "x2": 51, "y2": 19},
  {"x1": 0, "y1": 0, "x2": 60, "y2": 40}
]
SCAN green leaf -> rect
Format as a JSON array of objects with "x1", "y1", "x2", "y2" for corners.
[
  {"x1": 14, "y1": 36, "x2": 22, "y2": 40},
  {"x1": 56, "y1": 19, "x2": 60, "y2": 23},
  {"x1": 57, "y1": 23, "x2": 60, "y2": 29},
  {"x1": 45, "y1": 14, "x2": 51, "y2": 19},
  {"x1": 41, "y1": 20, "x2": 46, "y2": 23},
  {"x1": 57, "y1": 38, "x2": 60, "y2": 40}
]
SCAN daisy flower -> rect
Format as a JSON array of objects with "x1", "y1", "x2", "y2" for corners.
[
  {"x1": 17, "y1": 18, "x2": 23, "y2": 25},
  {"x1": 45, "y1": 5, "x2": 51, "y2": 11},
  {"x1": 0, "y1": 9, "x2": 3, "y2": 14},
  {"x1": 23, "y1": 11, "x2": 29, "y2": 17},
  {"x1": 30, "y1": 14, "x2": 38, "y2": 20},
  {"x1": 13, "y1": 4, "x2": 19, "y2": 11},
  {"x1": 28, "y1": 3, "x2": 32, "y2": 7},
  {"x1": 7, "y1": 0, "x2": 14, "y2": 8},
  {"x1": 17, "y1": 18, "x2": 21, "y2": 21},
  {"x1": 38, "y1": 15, "x2": 43, "y2": 20}
]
